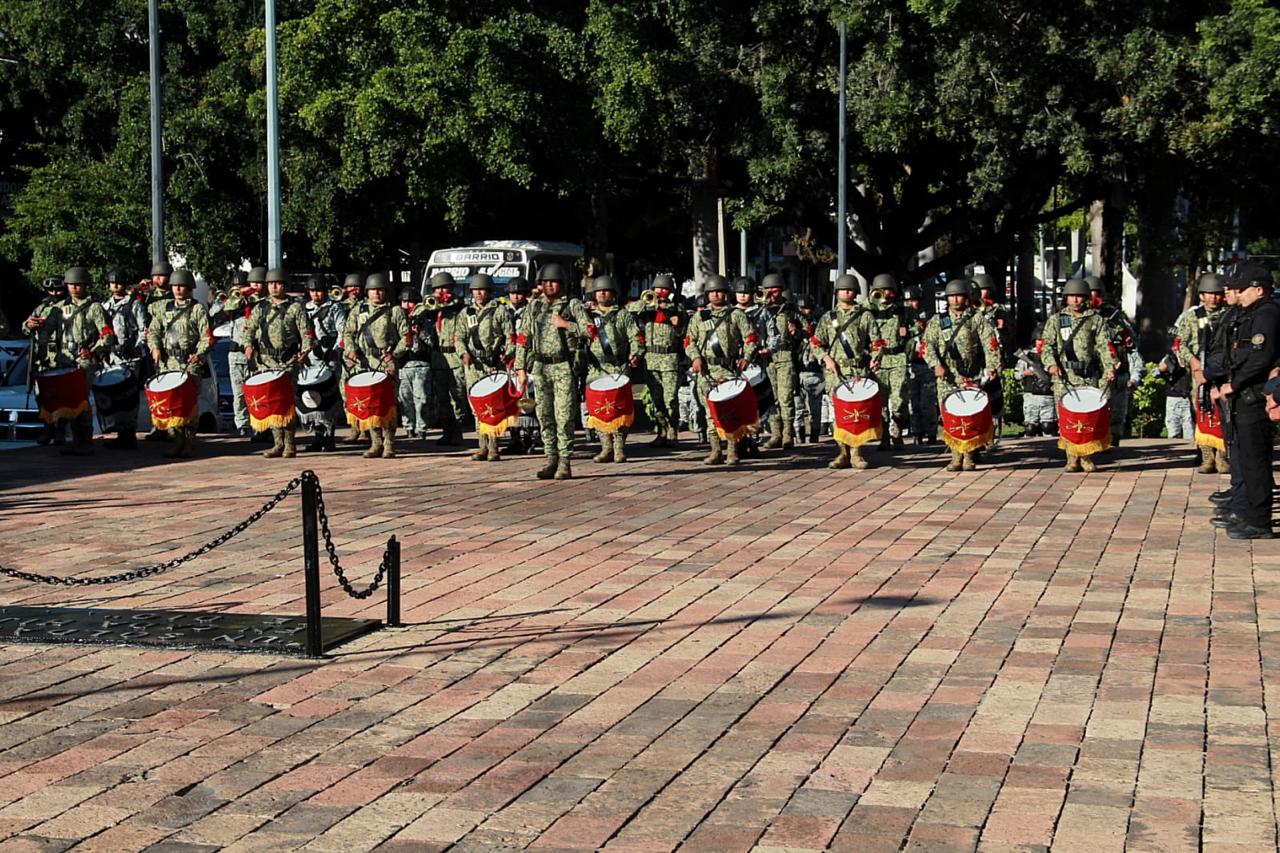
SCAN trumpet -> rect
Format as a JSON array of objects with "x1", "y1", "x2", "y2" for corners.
[
  {"x1": 753, "y1": 292, "x2": 767, "y2": 305},
  {"x1": 422, "y1": 295, "x2": 441, "y2": 311},
  {"x1": 213, "y1": 285, "x2": 243, "y2": 303},
  {"x1": 868, "y1": 289, "x2": 886, "y2": 310},
  {"x1": 640, "y1": 289, "x2": 658, "y2": 307},
  {"x1": 330, "y1": 286, "x2": 344, "y2": 301}
]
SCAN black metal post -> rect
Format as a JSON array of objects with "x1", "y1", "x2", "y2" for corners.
[
  {"x1": 301, "y1": 474, "x2": 323, "y2": 657},
  {"x1": 386, "y1": 535, "x2": 401, "y2": 627}
]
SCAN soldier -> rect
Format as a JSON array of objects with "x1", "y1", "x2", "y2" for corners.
[
  {"x1": 1015, "y1": 320, "x2": 1057, "y2": 437},
  {"x1": 514, "y1": 263, "x2": 589, "y2": 479},
  {"x1": 753, "y1": 273, "x2": 803, "y2": 449},
  {"x1": 1040, "y1": 278, "x2": 1119, "y2": 472},
  {"x1": 428, "y1": 272, "x2": 467, "y2": 446},
  {"x1": 1090, "y1": 279, "x2": 1142, "y2": 445},
  {"x1": 24, "y1": 276, "x2": 68, "y2": 445},
  {"x1": 342, "y1": 273, "x2": 410, "y2": 459},
  {"x1": 461, "y1": 274, "x2": 516, "y2": 461},
  {"x1": 141, "y1": 261, "x2": 175, "y2": 322},
  {"x1": 630, "y1": 274, "x2": 686, "y2": 448},
  {"x1": 337, "y1": 272, "x2": 365, "y2": 443},
  {"x1": 792, "y1": 295, "x2": 825, "y2": 444},
  {"x1": 863, "y1": 273, "x2": 912, "y2": 450},
  {"x1": 922, "y1": 279, "x2": 1001, "y2": 471},
  {"x1": 398, "y1": 286, "x2": 434, "y2": 439},
  {"x1": 146, "y1": 269, "x2": 210, "y2": 458},
  {"x1": 209, "y1": 267, "x2": 265, "y2": 438},
  {"x1": 973, "y1": 273, "x2": 1012, "y2": 442},
  {"x1": 506, "y1": 276, "x2": 537, "y2": 454},
  {"x1": 1173, "y1": 273, "x2": 1228, "y2": 472},
  {"x1": 244, "y1": 268, "x2": 313, "y2": 458},
  {"x1": 904, "y1": 285, "x2": 938, "y2": 445},
  {"x1": 685, "y1": 275, "x2": 758, "y2": 466},
  {"x1": 341, "y1": 273, "x2": 364, "y2": 312},
  {"x1": 98, "y1": 268, "x2": 149, "y2": 449},
  {"x1": 812, "y1": 274, "x2": 873, "y2": 469},
  {"x1": 301, "y1": 276, "x2": 347, "y2": 451},
  {"x1": 585, "y1": 275, "x2": 644, "y2": 463}
]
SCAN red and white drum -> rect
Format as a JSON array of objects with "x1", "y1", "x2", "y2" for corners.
[
  {"x1": 1194, "y1": 400, "x2": 1225, "y2": 451},
  {"x1": 244, "y1": 369, "x2": 297, "y2": 431},
  {"x1": 145, "y1": 370, "x2": 199, "y2": 430},
  {"x1": 940, "y1": 388, "x2": 994, "y2": 453},
  {"x1": 1057, "y1": 386, "x2": 1111, "y2": 455},
  {"x1": 34, "y1": 367, "x2": 89, "y2": 424},
  {"x1": 832, "y1": 378, "x2": 882, "y2": 447},
  {"x1": 584, "y1": 374, "x2": 635, "y2": 434},
  {"x1": 468, "y1": 373, "x2": 521, "y2": 436},
  {"x1": 706, "y1": 378, "x2": 759, "y2": 441},
  {"x1": 345, "y1": 371, "x2": 397, "y2": 431}
]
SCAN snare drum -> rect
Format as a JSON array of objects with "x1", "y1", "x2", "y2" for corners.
[
  {"x1": 295, "y1": 364, "x2": 340, "y2": 415},
  {"x1": 1194, "y1": 399, "x2": 1226, "y2": 452},
  {"x1": 832, "y1": 378, "x2": 882, "y2": 447},
  {"x1": 145, "y1": 370, "x2": 199, "y2": 429},
  {"x1": 742, "y1": 364, "x2": 775, "y2": 415},
  {"x1": 244, "y1": 369, "x2": 297, "y2": 430},
  {"x1": 34, "y1": 367, "x2": 89, "y2": 424},
  {"x1": 706, "y1": 378, "x2": 760, "y2": 441},
  {"x1": 92, "y1": 366, "x2": 139, "y2": 420},
  {"x1": 212, "y1": 322, "x2": 235, "y2": 340},
  {"x1": 1057, "y1": 386, "x2": 1111, "y2": 455},
  {"x1": 345, "y1": 371, "x2": 397, "y2": 430},
  {"x1": 468, "y1": 373, "x2": 520, "y2": 436},
  {"x1": 584, "y1": 374, "x2": 635, "y2": 434},
  {"x1": 940, "y1": 388, "x2": 993, "y2": 453}
]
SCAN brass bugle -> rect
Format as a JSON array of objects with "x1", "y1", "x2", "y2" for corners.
[
  {"x1": 753, "y1": 292, "x2": 767, "y2": 305},
  {"x1": 640, "y1": 289, "x2": 658, "y2": 307},
  {"x1": 330, "y1": 286, "x2": 344, "y2": 300},
  {"x1": 423, "y1": 295, "x2": 440, "y2": 311},
  {"x1": 869, "y1": 289, "x2": 885, "y2": 309}
]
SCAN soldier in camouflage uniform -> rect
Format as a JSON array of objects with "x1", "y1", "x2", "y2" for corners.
[
  {"x1": 1089, "y1": 278, "x2": 1142, "y2": 445},
  {"x1": 1015, "y1": 320, "x2": 1057, "y2": 437},
  {"x1": 973, "y1": 273, "x2": 1012, "y2": 444},
  {"x1": 1174, "y1": 272, "x2": 1228, "y2": 472},
  {"x1": 812, "y1": 275, "x2": 873, "y2": 469},
  {"x1": 24, "y1": 276, "x2": 68, "y2": 445},
  {"x1": 792, "y1": 296, "x2": 825, "y2": 444},
  {"x1": 336, "y1": 273, "x2": 366, "y2": 443},
  {"x1": 146, "y1": 269, "x2": 211, "y2": 458},
  {"x1": 100, "y1": 268, "x2": 149, "y2": 449},
  {"x1": 244, "y1": 268, "x2": 313, "y2": 459},
  {"x1": 685, "y1": 275, "x2": 759, "y2": 466},
  {"x1": 505, "y1": 276, "x2": 538, "y2": 454},
  {"x1": 514, "y1": 263, "x2": 590, "y2": 480},
  {"x1": 585, "y1": 275, "x2": 644, "y2": 463},
  {"x1": 753, "y1": 273, "x2": 803, "y2": 449},
  {"x1": 461, "y1": 274, "x2": 516, "y2": 461},
  {"x1": 397, "y1": 286, "x2": 434, "y2": 439},
  {"x1": 343, "y1": 273, "x2": 410, "y2": 459},
  {"x1": 428, "y1": 272, "x2": 468, "y2": 445},
  {"x1": 210, "y1": 267, "x2": 266, "y2": 439},
  {"x1": 1041, "y1": 278, "x2": 1120, "y2": 473},
  {"x1": 629, "y1": 273, "x2": 686, "y2": 448},
  {"x1": 863, "y1": 273, "x2": 912, "y2": 450},
  {"x1": 904, "y1": 285, "x2": 938, "y2": 445},
  {"x1": 300, "y1": 277, "x2": 347, "y2": 451},
  {"x1": 922, "y1": 279, "x2": 1001, "y2": 472}
]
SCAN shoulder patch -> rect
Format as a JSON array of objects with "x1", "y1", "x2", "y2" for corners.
[{"x1": 1252, "y1": 333, "x2": 1266, "y2": 346}]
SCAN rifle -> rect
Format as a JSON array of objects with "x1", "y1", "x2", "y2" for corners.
[{"x1": 1014, "y1": 348, "x2": 1052, "y2": 388}]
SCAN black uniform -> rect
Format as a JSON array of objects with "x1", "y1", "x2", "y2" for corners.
[
  {"x1": 1226, "y1": 298, "x2": 1279, "y2": 531},
  {"x1": 1204, "y1": 303, "x2": 1245, "y2": 508}
]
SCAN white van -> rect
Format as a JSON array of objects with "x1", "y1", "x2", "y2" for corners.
[{"x1": 422, "y1": 240, "x2": 584, "y2": 296}]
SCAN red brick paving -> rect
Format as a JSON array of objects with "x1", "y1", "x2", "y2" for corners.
[{"x1": 0, "y1": 434, "x2": 1273, "y2": 850}]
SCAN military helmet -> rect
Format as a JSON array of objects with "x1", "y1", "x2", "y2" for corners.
[
  {"x1": 63, "y1": 266, "x2": 91, "y2": 285},
  {"x1": 170, "y1": 269, "x2": 195, "y2": 288},
  {"x1": 506, "y1": 276, "x2": 531, "y2": 295},
  {"x1": 703, "y1": 275, "x2": 728, "y2": 294},
  {"x1": 399, "y1": 286, "x2": 418, "y2": 302},
  {"x1": 730, "y1": 277, "x2": 756, "y2": 295},
  {"x1": 106, "y1": 268, "x2": 129, "y2": 284},
  {"x1": 305, "y1": 274, "x2": 326, "y2": 291},
  {"x1": 971, "y1": 272, "x2": 996, "y2": 291},
  {"x1": 469, "y1": 273, "x2": 495, "y2": 292},
  {"x1": 870, "y1": 273, "x2": 897, "y2": 292},
  {"x1": 902, "y1": 285, "x2": 922, "y2": 301},
  {"x1": 761, "y1": 272, "x2": 785, "y2": 290},
  {"x1": 794, "y1": 294, "x2": 812, "y2": 310},
  {"x1": 230, "y1": 270, "x2": 249, "y2": 286},
  {"x1": 150, "y1": 261, "x2": 173, "y2": 277},
  {"x1": 592, "y1": 275, "x2": 618, "y2": 294},
  {"x1": 265, "y1": 267, "x2": 287, "y2": 284},
  {"x1": 248, "y1": 266, "x2": 268, "y2": 284},
  {"x1": 652, "y1": 273, "x2": 675, "y2": 291},
  {"x1": 943, "y1": 279, "x2": 971, "y2": 297},
  {"x1": 43, "y1": 275, "x2": 66, "y2": 291},
  {"x1": 429, "y1": 271, "x2": 456, "y2": 290},
  {"x1": 1197, "y1": 273, "x2": 1224, "y2": 294},
  {"x1": 536, "y1": 263, "x2": 567, "y2": 283},
  {"x1": 343, "y1": 272, "x2": 363, "y2": 289},
  {"x1": 834, "y1": 274, "x2": 859, "y2": 292},
  {"x1": 1062, "y1": 278, "x2": 1091, "y2": 297},
  {"x1": 365, "y1": 272, "x2": 390, "y2": 291},
  {"x1": 1085, "y1": 275, "x2": 1104, "y2": 294}
]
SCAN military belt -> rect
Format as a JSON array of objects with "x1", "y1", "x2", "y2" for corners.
[
  {"x1": 534, "y1": 353, "x2": 570, "y2": 365},
  {"x1": 647, "y1": 345, "x2": 680, "y2": 355},
  {"x1": 438, "y1": 346, "x2": 456, "y2": 353},
  {"x1": 228, "y1": 342, "x2": 244, "y2": 354},
  {"x1": 1067, "y1": 360, "x2": 1099, "y2": 378}
]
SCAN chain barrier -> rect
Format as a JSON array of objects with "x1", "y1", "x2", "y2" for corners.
[
  {"x1": 0, "y1": 475, "x2": 306, "y2": 586},
  {"x1": 311, "y1": 474, "x2": 389, "y2": 599}
]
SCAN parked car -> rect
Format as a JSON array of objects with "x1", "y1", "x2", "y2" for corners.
[{"x1": 0, "y1": 339, "x2": 42, "y2": 444}]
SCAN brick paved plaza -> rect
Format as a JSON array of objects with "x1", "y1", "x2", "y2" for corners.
[{"x1": 0, "y1": 435, "x2": 1274, "y2": 851}]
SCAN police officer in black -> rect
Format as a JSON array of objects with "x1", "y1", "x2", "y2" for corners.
[{"x1": 1212, "y1": 263, "x2": 1278, "y2": 539}]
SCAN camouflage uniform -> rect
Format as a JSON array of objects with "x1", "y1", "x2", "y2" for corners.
[
  {"x1": 1040, "y1": 305, "x2": 1120, "y2": 470},
  {"x1": 302, "y1": 296, "x2": 347, "y2": 447},
  {"x1": 811, "y1": 302, "x2": 873, "y2": 467},
  {"x1": 1015, "y1": 330, "x2": 1057, "y2": 436},
  {"x1": 399, "y1": 303, "x2": 434, "y2": 437},
  {"x1": 432, "y1": 301, "x2": 469, "y2": 442},
  {"x1": 100, "y1": 292, "x2": 149, "y2": 437},
  {"x1": 33, "y1": 294, "x2": 114, "y2": 453},
  {"x1": 922, "y1": 305, "x2": 1000, "y2": 470},
  {"x1": 461, "y1": 300, "x2": 516, "y2": 460},
  {"x1": 146, "y1": 295, "x2": 211, "y2": 456},
  {"x1": 585, "y1": 302, "x2": 643, "y2": 462},
  {"x1": 209, "y1": 290, "x2": 263, "y2": 434},
  {"x1": 1097, "y1": 303, "x2": 1138, "y2": 442},
  {"x1": 906, "y1": 305, "x2": 938, "y2": 443},
  {"x1": 245, "y1": 297, "x2": 313, "y2": 457},
  {"x1": 752, "y1": 299, "x2": 804, "y2": 448},
  {"x1": 863, "y1": 300, "x2": 912, "y2": 447},
  {"x1": 515, "y1": 293, "x2": 590, "y2": 477},
  {"x1": 342, "y1": 299, "x2": 410, "y2": 458},
  {"x1": 684, "y1": 303, "x2": 758, "y2": 465},
  {"x1": 793, "y1": 311, "x2": 825, "y2": 443},
  {"x1": 629, "y1": 296, "x2": 686, "y2": 445},
  {"x1": 1174, "y1": 301, "x2": 1227, "y2": 469}
]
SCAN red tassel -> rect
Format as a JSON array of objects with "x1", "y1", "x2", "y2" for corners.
[
  {"x1": 99, "y1": 326, "x2": 113, "y2": 339},
  {"x1": 516, "y1": 333, "x2": 527, "y2": 346},
  {"x1": 1172, "y1": 336, "x2": 1181, "y2": 352},
  {"x1": 1108, "y1": 341, "x2": 1118, "y2": 359}
]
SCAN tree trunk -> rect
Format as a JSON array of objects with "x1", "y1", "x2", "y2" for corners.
[
  {"x1": 1136, "y1": 181, "x2": 1178, "y2": 339},
  {"x1": 690, "y1": 183, "x2": 718, "y2": 287}
]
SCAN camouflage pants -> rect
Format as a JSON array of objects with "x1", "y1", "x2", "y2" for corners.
[
  {"x1": 431, "y1": 361, "x2": 466, "y2": 429},
  {"x1": 873, "y1": 362, "x2": 909, "y2": 426},
  {"x1": 908, "y1": 364, "x2": 938, "y2": 438},
  {"x1": 536, "y1": 363, "x2": 578, "y2": 458},
  {"x1": 764, "y1": 359, "x2": 797, "y2": 430},
  {"x1": 399, "y1": 362, "x2": 432, "y2": 433},
  {"x1": 1023, "y1": 394, "x2": 1056, "y2": 426},
  {"x1": 679, "y1": 379, "x2": 706, "y2": 436},
  {"x1": 1167, "y1": 395, "x2": 1193, "y2": 440},
  {"x1": 228, "y1": 352, "x2": 250, "y2": 430},
  {"x1": 645, "y1": 367, "x2": 681, "y2": 432}
]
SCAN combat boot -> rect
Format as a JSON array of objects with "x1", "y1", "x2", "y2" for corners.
[
  {"x1": 945, "y1": 450, "x2": 963, "y2": 472},
  {"x1": 164, "y1": 428, "x2": 184, "y2": 458},
  {"x1": 650, "y1": 430, "x2": 670, "y2": 448},
  {"x1": 703, "y1": 431, "x2": 724, "y2": 465},
  {"x1": 592, "y1": 434, "x2": 613, "y2": 463},
  {"x1": 1080, "y1": 454, "x2": 1097, "y2": 473},
  {"x1": 1198, "y1": 447, "x2": 1217, "y2": 474},
  {"x1": 114, "y1": 430, "x2": 137, "y2": 450},
  {"x1": 486, "y1": 433, "x2": 501, "y2": 461},
  {"x1": 762, "y1": 419, "x2": 783, "y2": 449},
  {"x1": 828, "y1": 442, "x2": 851, "y2": 470},
  {"x1": 536, "y1": 455, "x2": 559, "y2": 479},
  {"x1": 177, "y1": 427, "x2": 197, "y2": 458},
  {"x1": 59, "y1": 422, "x2": 94, "y2": 457},
  {"x1": 962, "y1": 452, "x2": 977, "y2": 471},
  {"x1": 381, "y1": 427, "x2": 397, "y2": 458},
  {"x1": 781, "y1": 421, "x2": 795, "y2": 450},
  {"x1": 281, "y1": 429, "x2": 297, "y2": 459},
  {"x1": 613, "y1": 432, "x2": 628, "y2": 463},
  {"x1": 667, "y1": 425, "x2": 679, "y2": 445},
  {"x1": 471, "y1": 434, "x2": 489, "y2": 461},
  {"x1": 1064, "y1": 453, "x2": 1082, "y2": 473},
  {"x1": 323, "y1": 429, "x2": 337, "y2": 452},
  {"x1": 263, "y1": 428, "x2": 285, "y2": 458},
  {"x1": 890, "y1": 422, "x2": 905, "y2": 450},
  {"x1": 554, "y1": 457, "x2": 573, "y2": 480},
  {"x1": 362, "y1": 428, "x2": 384, "y2": 459},
  {"x1": 1215, "y1": 448, "x2": 1229, "y2": 473},
  {"x1": 343, "y1": 428, "x2": 365, "y2": 445},
  {"x1": 851, "y1": 445, "x2": 870, "y2": 470},
  {"x1": 36, "y1": 422, "x2": 54, "y2": 446},
  {"x1": 306, "y1": 427, "x2": 325, "y2": 453},
  {"x1": 726, "y1": 439, "x2": 741, "y2": 466}
]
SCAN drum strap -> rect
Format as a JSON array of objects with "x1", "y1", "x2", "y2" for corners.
[
  {"x1": 699, "y1": 309, "x2": 731, "y2": 363},
  {"x1": 63, "y1": 300, "x2": 95, "y2": 352},
  {"x1": 593, "y1": 314, "x2": 618, "y2": 364},
  {"x1": 359, "y1": 306, "x2": 391, "y2": 358},
  {"x1": 258, "y1": 302, "x2": 301, "y2": 363},
  {"x1": 467, "y1": 305, "x2": 500, "y2": 368},
  {"x1": 166, "y1": 304, "x2": 194, "y2": 360},
  {"x1": 835, "y1": 311, "x2": 859, "y2": 360}
]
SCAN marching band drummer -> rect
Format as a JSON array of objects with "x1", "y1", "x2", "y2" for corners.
[
  {"x1": 811, "y1": 274, "x2": 873, "y2": 470},
  {"x1": 342, "y1": 273, "x2": 410, "y2": 459},
  {"x1": 684, "y1": 275, "x2": 758, "y2": 467},
  {"x1": 302, "y1": 276, "x2": 347, "y2": 452},
  {"x1": 584, "y1": 275, "x2": 644, "y2": 464},
  {"x1": 629, "y1": 274, "x2": 686, "y2": 450},
  {"x1": 460, "y1": 273, "x2": 515, "y2": 462},
  {"x1": 146, "y1": 269, "x2": 211, "y2": 459},
  {"x1": 922, "y1": 279, "x2": 1000, "y2": 472},
  {"x1": 1040, "y1": 278, "x2": 1119, "y2": 473},
  {"x1": 244, "y1": 268, "x2": 313, "y2": 459}
]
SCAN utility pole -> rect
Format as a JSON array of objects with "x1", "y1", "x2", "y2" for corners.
[
  {"x1": 836, "y1": 21, "x2": 848, "y2": 280},
  {"x1": 265, "y1": 0, "x2": 283, "y2": 268},
  {"x1": 147, "y1": 0, "x2": 163, "y2": 265}
]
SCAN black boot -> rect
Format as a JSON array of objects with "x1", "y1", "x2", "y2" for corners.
[{"x1": 306, "y1": 426, "x2": 326, "y2": 453}]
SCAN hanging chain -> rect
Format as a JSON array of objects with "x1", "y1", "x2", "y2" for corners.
[
  {"x1": 310, "y1": 475, "x2": 389, "y2": 599},
  {"x1": 0, "y1": 475, "x2": 306, "y2": 586}
]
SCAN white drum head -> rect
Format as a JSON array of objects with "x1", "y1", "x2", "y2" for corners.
[
  {"x1": 147, "y1": 371, "x2": 190, "y2": 392},
  {"x1": 587, "y1": 374, "x2": 629, "y2": 392},
  {"x1": 742, "y1": 364, "x2": 764, "y2": 383},
  {"x1": 37, "y1": 367, "x2": 77, "y2": 379},
  {"x1": 835, "y1": 377, "x2": 879, "y2": 403},
  {"x1": 707, "y1": 379, "x2": 747, "y2": 403},
  {"x1": 1061, "y1": 387, "x2": 1108, "y2": 413},
  {"x1": 244, "y1": 369, "x2": 285, "y2": 388},
  {"x1": 348, "y1": 371, "x2": 387, "y2": 388},
  {"x1": 94, "y1": 367, "x2": 132, "y2": 387},
  {"x1": 944, "y1": 389, "x2": 989, "y2": 416},
  {"x1": 297, "y1": 364, "x2": 333, "y2": 385},
  {"x1": 302, "y1": 391, "x2": 322, "y2": 409},
  {"x1": 213, "y1": 323, "x2": 234, "y2": 339},
  {"x1": 470, "y1": 373, "x2": 511, "y2": 396}
]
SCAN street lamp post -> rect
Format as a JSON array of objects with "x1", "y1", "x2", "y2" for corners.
[
  {"x1": 836, "y1": 21, "x2": 847, "y2": 282},
  {"x1": 265, "y1": 0, "x2": 282, "y2": 268},
  {"x1": 147, "y1": 0, "x2": 163, "y2": 265}
]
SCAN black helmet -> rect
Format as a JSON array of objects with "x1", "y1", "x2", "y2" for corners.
[
  {"x1": 1197, "y1": 273, "x2": 1224, "y2": 294},
  {"x1": 63, "y1": 266, "x2": 91, "y2": 285},
  {"x1": 106, "y1": 268, "x2": 129, "y2": 284},
  {"x1": 1063, "y1": 278, "x2": 1091, "y2": 297},
  {"x1": 592, "y1": 275, "x2": 618, "y2": 294},
  {"x1": 536, "y1": 263, "x2": 567, "y2": 283},
  {"x1": 429, "y1": 271, "x2": 456, "y2": 290},
  {"x1": 652, "y1": 274, "x2": 676, "y2": 291},
  {"x1": 703, "y1": 275, "x2": 728, "y2": 294},
  {"x1": 365, "y1": 272, "x2": 390, "y2": 291},
  {"x1": 971, "y1": 272, "x2": 996, "y2": 291},
  {"x1": 150, "y1": 261, "x2": 173, "y2": 277},
  {"x1": 870, "y1": 273, "x2": 897, "y2": 292},
  {"x1": 761, "y1": 273, "x2": 785, "y2": 290},
  {"x1": 399, "y1": 286, "x2": 418, "y2": 302},
  {"x1": 506, "y1": 276, "x2": 531, "y2": 295},
  {"x1": 230, "y1": 270, "x2": 249, "y2": 286},
  {"x1": 43, "y1": 275, "x2": 66, "y2": 291},
  {"x1": 902, "y1": 285, "x2": 922, "y2": 301},
  {"x1": 170, "y1": 269, "x2": 195, "y2": 288},
  {"x1": 265, "y1": 267, "x2": 287, "y2": 284},
  {"x1": 943, "y1": 279, "x2": 970, "y2": 297},
  {"x1": 834, "y1": 274, "x2": 859, "y2": 292},
  {"x1": 248, "y1": 266, "x2": 268, "y2": 285},
  {"x1": 306, "y1": 274, "x2": 326, "y2": 291},
  {"x1": 343, "y1": 272, "x2": 363, "y2": 289},
  {"x1": 730, "y1": 277, "x2": 755, "y2": 295},
  {"x1": 794, "y1": 295, "x2": 812, "y2": 310},
  {"x1": 469, "y1": 273, "x2": 494, "y2": 291}
]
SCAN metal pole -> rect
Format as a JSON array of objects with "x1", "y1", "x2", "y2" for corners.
[
  {"x1": 739, "y1": 229, "x2": 747, "y2": 278},
  {"x1": 386, "y1": 535, "x2": 401, "y2": 628},
  {"x1": 147, "y1": 0, "x2": 163, "y2": 265},
  {"x1": 265, "y1": 0, "x2": 283, "y2": 268},
  {"x1": 301, "y1": 475, "x2": 323, "y2": 657},
  {"x1": 836, "y1": 21, "x2": 848, "y2": 279}
]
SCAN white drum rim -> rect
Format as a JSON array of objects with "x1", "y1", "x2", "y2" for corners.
[
  {"x1": 707, "y1": 379, "x2": 748, "y2": 402},
  {"x1": 94, "y1": 367, "x2": 134, "y2": 385},
  {"x1": 147, "y1": 371, "x2": 192, "y2": 392},
  {"x1": 244, "y1": 369, "x2": 286, "y2": 386},
  {"x1": 943, "y1": 389, "x2": 990, "y2": 416},
  {"x1": 297, "y1": 364, "x2": 334, "y2": 384},
  {"x1": 1061, "y1": 387, "x2": 1109, "y2": 413},
  {"x1": 36, "y1": 367, "x2": 79, "y2": 378},
  {"x1": 470, "y1": 374, "x2": 511, "y2": 396},
  {"x1": 835, "y1": 378, "x2": 879, "y2": 402},
  {"x1": 212, "y1": 323, "x2": 234, "y2": 338},
  {"x1": 586, "y1": 374, "x2": 630, "y2": 392},
  {"x1": 742, "y1": 364, "x2": 764, "y2": 380},
  {"x1": 348, "y1": 371, "x2": 389, "y2": 388}
]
